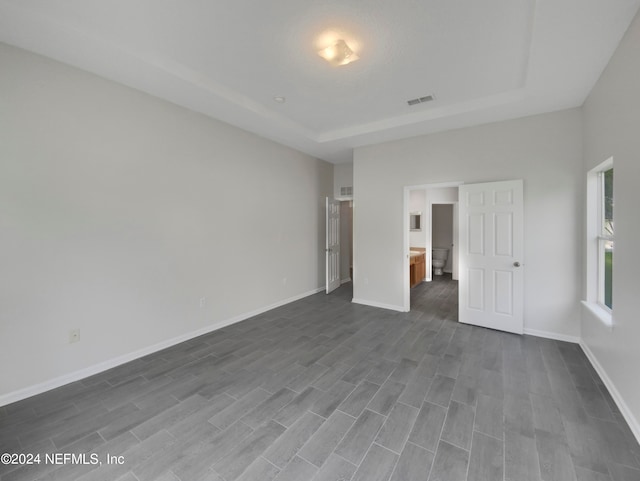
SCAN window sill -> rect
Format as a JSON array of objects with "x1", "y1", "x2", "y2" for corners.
[{"x1": 582, "y1": 301, "x2": 614, "y2": 331}]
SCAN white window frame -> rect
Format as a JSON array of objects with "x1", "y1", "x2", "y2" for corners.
[
  {"x1": 596, "y1": 167, "x2": 614, "y2": 311},
  {"x1": 584, "y1": 157, "x2": 613, "y2": 327}
]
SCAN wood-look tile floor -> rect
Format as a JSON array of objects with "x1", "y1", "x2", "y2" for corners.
[{"x1": 1, "y1": 276, "x2": 639, "y2": 481}]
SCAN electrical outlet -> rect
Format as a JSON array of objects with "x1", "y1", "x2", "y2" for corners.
[
  {"x1": 282, "y1": 277, "x2": 287, "y2": 285},
  {"x1": 69, "y1": 329, "x2": 80, "y2": 344},
  {"x1": 199, "y1": 297, "x2": 206, "y2": 308}
]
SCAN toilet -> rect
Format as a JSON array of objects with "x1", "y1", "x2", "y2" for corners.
[{"x1": 432, "y1": 247, "x2": 449, "y2": 276}]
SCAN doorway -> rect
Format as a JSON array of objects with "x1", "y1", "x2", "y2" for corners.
[
  {"x1": 431, "y1": 201, "x2": 458, "y2": 282},
  {"x1": 432, "y1": 203, "x2": 455, "y2": 277},
  {"x1": 404, "y1": 182, "x2": 461, "y2": 311},
  {"x1": 326, "y1": 198, "x2": 354, "y2": 296},
  {"x1": 339, "y1": 200, "x2": 353, "y2": 285},
  {"x1": 403, "y1": 179, "x2": 524, "y2": 335}
]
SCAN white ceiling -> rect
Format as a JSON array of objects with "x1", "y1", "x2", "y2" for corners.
[{"x1": 1, "y1": 0, "x2": 639, "y2": 163}]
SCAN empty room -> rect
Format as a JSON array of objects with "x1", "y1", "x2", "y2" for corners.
[{"x1": 1, "y1": 1, "x2": 640, "y2": 481}]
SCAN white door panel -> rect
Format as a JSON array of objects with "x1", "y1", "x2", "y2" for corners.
[
  {"x1": 458, "y1": 180, "x2": 523, "y2": 334},
  {"x1": 326, "y1": 198, "x2": 341, "y2": 294}
]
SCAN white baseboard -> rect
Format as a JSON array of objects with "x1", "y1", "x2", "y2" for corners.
[
  {"x1": 340, "y1": 277, "x2": 352, "y2": 284},
  {"x1": 524, "y1": 328, "x2": 580, "y2": 344},
  {"x1": 351, "y1": 298, "x2": 406, "y2": 312},
  {"x1": 0, "y1": 287, "x2": 324, "y2": 407},
  {"x1": 579, "y1": 341, "x2": 640, "y2": 444}
]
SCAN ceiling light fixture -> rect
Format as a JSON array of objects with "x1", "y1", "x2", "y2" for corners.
[
  {"x1": 318, "y1": 39, "x2": 359, "y2": 66},
  {"x1": 273, "y1": 96, "x2": 286, "y2": 103}
]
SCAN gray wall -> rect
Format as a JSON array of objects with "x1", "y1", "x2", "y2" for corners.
[
  {"x1": 581, "y1": 10, "x2": 640, "y2": 440},
  {"x1": 353, "y1": 108, "x2": 584, "y2": 339},
  {"x1": 0, "y1": 43, "x2": 333, "y2": 401}
]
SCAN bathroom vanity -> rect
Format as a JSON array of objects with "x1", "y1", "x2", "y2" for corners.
[{"x1": 409, "y1": 249, "x2": 426, "y2": 288}]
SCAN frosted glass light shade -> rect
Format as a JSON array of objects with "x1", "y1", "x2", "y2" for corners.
[{"x1": 318, "y1": 39, "x2": 359, "y2": 66}]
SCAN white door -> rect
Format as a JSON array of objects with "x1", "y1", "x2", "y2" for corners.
[
  {"x1": 326, "y1": 197, "x2": 341, "y2": 294},
  {"x1": 458, "y1": 180, "x2": 524, "y2": 334}
]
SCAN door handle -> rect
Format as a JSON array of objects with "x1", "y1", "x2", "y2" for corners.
[{"x1": 513, "y1": 261, "x2": 521, "y2": 267}]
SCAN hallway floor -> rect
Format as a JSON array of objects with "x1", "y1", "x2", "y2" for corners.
[{"x1": 1, "y1": 279, "x2": 639, "y2": 481}]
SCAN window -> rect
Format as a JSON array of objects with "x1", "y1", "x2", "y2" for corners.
[
  {"x1": 586, "y1": 157, "x2": 614, "y2": 323},
  {"x1": 598, "y1": 167, "x2": 614, "y2": 309}
]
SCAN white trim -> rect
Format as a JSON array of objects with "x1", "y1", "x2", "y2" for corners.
[
  {"x1": 403, "y1": 187, "x2": 411, "y2": 311},
  {"x1": 351, "y1": 298, "x2": 406, "y2": 312},
  {"x1": 0, "y1": 287, "x2": 324, "y2": 407},
  {"x1": 341, "y1": 277, "x2": 352, "y2": 284},
  {"x1": 524, "y1": 328, "x2": 580, "y2": 344},
  {"x1": 580, "y1": 340, "x2": 640, "y2": 444},
  {"x1": 585, "y1": 157, "x2": 613, "y2": 307},
  {"x1": 581, "y1": 300, "x2": 613, "y2": 331}
]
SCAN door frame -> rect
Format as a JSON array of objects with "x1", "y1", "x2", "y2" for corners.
[
  {"x1": 429, "y1": 200, "x2": 459, "y2": 281},
  {"x1": 326, "y1": 197, "x2": 341, "y2": 294},
  {"x1": 403, "y1": 181, "x2": 463, "y2": 312}
]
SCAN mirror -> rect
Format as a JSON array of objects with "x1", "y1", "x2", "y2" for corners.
[{"x1": 410, "y1": 212, "x2": 422, "y2": 231}]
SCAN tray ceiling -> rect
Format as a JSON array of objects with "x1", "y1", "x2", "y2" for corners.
[{"x1": 1, "y1": 0, "x2": 639, "y2": 162}]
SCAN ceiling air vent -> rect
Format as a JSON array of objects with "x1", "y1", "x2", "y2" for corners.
[
  {"x1": 340, "y1": 186, "x2": 353, "y2": 196},
  {"x1": 407, "y1": 94, "x2": 434, "y2": 106}
]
